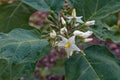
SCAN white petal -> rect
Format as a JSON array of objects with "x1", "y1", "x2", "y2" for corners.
[
  {"x1": 59, "y1": 35, "x2": 68, "y2": 42},
  {"x1": 67, "y1": 17, "x2": 73, "y2": 22},
  {"x1": 65, "y1": 44, "x2": 80, "y2": 58},
  {"x1": 76, "y1": 16, "x2": 84, "y2": 23},
  {"x1": 71, "y1": 44, "x2": 80, "y2": 52},
  {"x1": 68, "y1": 36, "x2": 75, "y2": 44},
  {"x1": 57, "y1": 41, "x2": 65, "y2": 47},
  {"x1": 67, "y1": 17, "x2": 73, "y2": 20},
  {"x1": 65, "y1": 48, "x2": 72, "y2": 58}
]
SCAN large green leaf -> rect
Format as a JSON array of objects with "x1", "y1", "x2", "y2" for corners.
[
  {"x1": 0, "y1": 1, "x2": 35, "y2": 32},
  {"x1": 88, "y1": 21, "x2": 120, "y2": 43},
  {"x1": 69, "y1": 0, "x2": 120, "y2": 20},
  {"x1": 0, "y1": 28, "x2": 51, "y2": 80},
  {"x1": 22, "y1": 0, "x2": 64, "y2": 12},
  {"x1": 65, "y1": 45, "x2": 120, "y2": 80},
  {"x1": 69, "y1": 0, "x2": 120, "y2": 43}
]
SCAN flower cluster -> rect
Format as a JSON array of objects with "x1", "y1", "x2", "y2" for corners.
[{"x1": 50, "y1": 9, "x2": 95, "y2": 58}]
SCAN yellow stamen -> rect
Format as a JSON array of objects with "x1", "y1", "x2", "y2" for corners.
[{"x1": 65, "y1": 42, "x2": 71, "y2": 48}]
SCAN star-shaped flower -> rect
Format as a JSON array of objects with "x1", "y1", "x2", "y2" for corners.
[
  {"x1": 67, "y1": 9, "x2": 84, "y2": 24},
  {"x1": 57, "y1": 35, "x2": 80, "y2": 58}
]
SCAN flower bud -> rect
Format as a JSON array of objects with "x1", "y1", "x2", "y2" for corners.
[
  {"x1": 72, "y1": 9, "x2": 76, "y2": 18},
  {"x1": 73, "y1": 30, "x2": 83, "y2": 36},
  {"x1": 84, "y1": 38, "x2": 93, "y2": 42},
  {"x1": 61, "y1": 17, "x2": 66, "y2": 25},
  {"x1": 85, "y1": 20, "x2": 95, "y2": 26},
  {"x1": 60, "y1": 27, "x2": 67, "y2": 35},
  {"x1": 73, "y1": 30, "x2": 93, "y2": 38},
  {"x1": 50, "y1": 30, "x2": 56, "y2": 38},
  {"x1": 82, "y1": 31, "x2": 93, "y2": 38}
]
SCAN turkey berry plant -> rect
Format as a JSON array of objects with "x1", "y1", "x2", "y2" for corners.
[
  {"x1": 0, "y1": 0, "x2": 120, "y2": 80},
  {"x1": 49, "y1": 9, "x2": 95, "y2": 58}
]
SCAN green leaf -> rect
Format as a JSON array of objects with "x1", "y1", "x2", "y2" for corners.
[
  {"x1": 88, "y1": 21, "x2": 120, "y2": 43},
  {"x1": 22, "y1": 0, "x2": 64, "y2": 12},
  {"x1": 25, "y1": 75, "x2": 39, "y2": 80},
  {"x1": 0, "y1": 1, "x2": 35, "y2": 32},
  {"x1": 0, "y1": 28, "x2": 51, "y2": 80},
  {"x1": 69, "y1": 0, "x2": 120, "y2": 20},
  {"x1": 69, "y1": 0, "x2": 120, "y2": 42},
  {"x1": 65, "y1": 45, "x2": 120, "y2": 80}
]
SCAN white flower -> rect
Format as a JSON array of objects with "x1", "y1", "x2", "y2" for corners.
[
  {"x1": 84, "y1": 38, "x2": 93, "y2": 42},
  {"x1": 60, "y1": 27, "x2": 68, "y2": 35},
  {"x1": 73, "y1": 30, "x2": 93, "y2": 38},
  {"x1": 61, "y1": 17, "x2": 66, "y2": 25},
  {"x1": 57, "y1": 35, "x2": 80, "y2": 58},
  {"x1": 85, "y1": 20, "x2": 95, "y2": 26},
  {"x1": 67, "y1": 9, "x2": 84, "y2": 23},
  {"x1": 67, "y1": 16, "x2": 84, "y2": 24},
  {"x1": 50, "y1": 30, "x2": 56, "y2": 38}
]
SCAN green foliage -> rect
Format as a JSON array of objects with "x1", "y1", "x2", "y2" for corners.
[
  {"x1": 22, "y1": 0, "x2": 64, "y2": 12},
  {"x1": 0, "y1": 1, "x2": 35, "y2": 32},
  {"x1": 89, "y1": 21, "x2": 120, "y2": 43},
  {"x1": 0, "y1": 0, "x2": 120, "y2": 80},
  {"x1": 0, "y1": 29, "x2": 51, "y2": 80},
  {"x1": 25, "y1": 76, "x2": 39, "y2": 80},
  {"x1": 69, "y1": 0, "x2": 120, "y2": 43},
  {"x1": 69, "y1": 0, "x2": 120, "y2": 20},
  {"x1": 65, "y1": 45, "x2": 120, "y2": 80}
]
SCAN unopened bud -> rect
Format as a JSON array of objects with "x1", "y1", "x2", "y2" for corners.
[
  {"x1": 82, "y1": 31, "x2": 93, "y2": 38},
  {"x1": 50, "y1": 30, "x2": 56, "y2": 38},
  {"x1": 72, "y1": 9, "x2": 76, "y2": 18},
  {"x1": 73, "y1": 30, "x2": 93, "y2": 38},
  {"x1": 60, "y1": 27, "x2": 67, "y2": 35},
  {"x1": 84, "y1": 38, "x2": 93, "y2": 42},
  {"x1": 61, "y1": 17, "x2": 66, "y2": 25},
  {"x1": 73, "y1": 30, "x2": 83, "y2": 36},
  {"x1": 85, "y1": 20, "x2": 95, "y2": 26}
]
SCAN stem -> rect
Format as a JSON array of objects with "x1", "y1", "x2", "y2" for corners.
[{"x1": 80, "y1": 50, "x2": 86, "y2": 56}]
